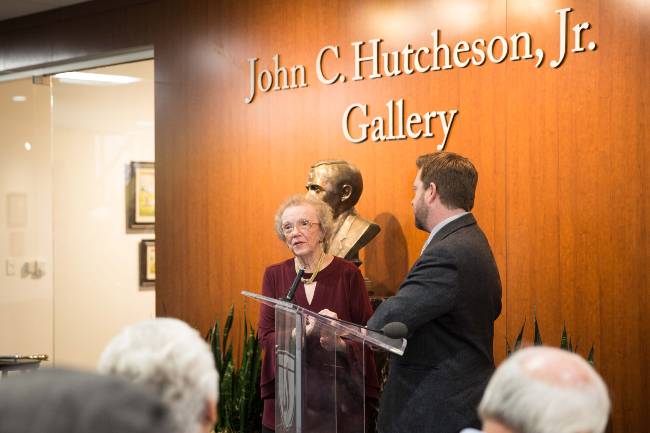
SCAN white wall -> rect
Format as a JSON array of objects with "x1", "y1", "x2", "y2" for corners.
[{"x1": 0, "y1": 60, "x2": 156, "y2": 370}]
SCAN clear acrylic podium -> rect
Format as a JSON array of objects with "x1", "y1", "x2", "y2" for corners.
[{"x1": 242, "y1": 291, "x2": 406, "y2": 433}]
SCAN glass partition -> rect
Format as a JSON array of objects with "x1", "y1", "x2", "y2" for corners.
[
  {"x1": 0, "y1": 76, "x2": 54, "y2": 363},
  {"x1": 0, "y1": 59, "x2": 155, "y2": 370}
]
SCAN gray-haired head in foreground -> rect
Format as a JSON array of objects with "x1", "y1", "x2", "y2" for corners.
[
  {"x1": 0, "y1": 368, "x2": 175, "y2": 433},
  {"x1": 478, "y1": 346, "x2": 610, "y2": 433},
  {"x1": 98, "y1": 318, "x2": 218, "y2": 433}
]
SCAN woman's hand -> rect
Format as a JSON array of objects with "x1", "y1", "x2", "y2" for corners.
[
  {"x1": 318, "y1": 309, "x2": 347, "y2": 352},
  {"x1": 318, "y1": 309, "x2": 338, "y2": 320},
  {"x1": 305, "y1": 315, "x2": 315, "y2": 336}
]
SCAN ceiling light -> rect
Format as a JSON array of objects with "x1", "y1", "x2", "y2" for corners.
[
  {"x1": 24, "y1": 142, "x2": 32, "y2": 151},
  {"x1": 12, "y1": 96, "x2": 27, "y2": 102},
  {"x1": 136, "y1": 120, "x2": 154, "y2": 128},
  {"x1": 53, "y1": 72, "x2": 141, "y2": 85}
]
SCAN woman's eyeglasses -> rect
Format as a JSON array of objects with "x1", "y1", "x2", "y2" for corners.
[{"x1": 281, "y1": 219, "x2": 320, "y2": 235}]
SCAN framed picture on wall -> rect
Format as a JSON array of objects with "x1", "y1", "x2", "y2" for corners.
[
  {"x1": 139, "y1": 239, "x2": 155, "y2": 287},
  {"x1": 127, "y1": 161, "x2": 155, "y2": 229}
]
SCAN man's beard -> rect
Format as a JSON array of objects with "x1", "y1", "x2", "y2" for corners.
[{"x1": 414, "y1": 198, "x2": 429, "y2": 232}]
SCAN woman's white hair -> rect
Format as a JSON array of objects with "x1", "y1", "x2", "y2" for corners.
[
  {"x1": 98, "y1": 318, "x2": 218, "y2": 433},
  {"x1": 478, "y1": 346, "x2": 610, "y2": 433}
]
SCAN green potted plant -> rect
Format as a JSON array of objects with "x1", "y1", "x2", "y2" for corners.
[
  {"x1": 207, "y1": 305, "x2": 263, "y2": 433},
  {"x1": 506, "y1": 315, "x2": 595, "y2": 365}
]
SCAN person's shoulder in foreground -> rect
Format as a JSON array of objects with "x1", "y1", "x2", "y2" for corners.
[{"x1": 0, "y1": 368, "x2": 175, "y2": 433}]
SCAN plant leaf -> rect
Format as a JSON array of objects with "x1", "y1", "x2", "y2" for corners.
[
  {"x1": 223, "y1": 305, "x2": 235, "y2": 354},
  {"x1": 533, "y1": 314, "x2": 543, "y2": 346},
  {"x1": 560, "y1": 323, "x2": 568, "y2": 350},
  {"x1": 514, "y1": 318, "x2": 526, "y2": 352},
  {"x1": 587, "y1": 344, "x2": 595, "y2": 366},
  {"x1": 218, "y1": 361, "x2": 235, "y2": 431},
  {"x1": 210, "y1": 321, "x2": 223, "y2": 374}
]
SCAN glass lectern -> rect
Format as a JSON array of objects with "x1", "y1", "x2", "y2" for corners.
[{"x1": 242, "y1": 291, "x2": 406, "y2": 433}]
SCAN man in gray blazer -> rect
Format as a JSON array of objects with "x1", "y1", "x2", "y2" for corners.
[{"x1": 368, "y1": 151, "x2": 502, "y2": 433}]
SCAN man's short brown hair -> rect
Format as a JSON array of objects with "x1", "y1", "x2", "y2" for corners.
[{"x1": 416, "y1": 152, "x2": 478, "y2": 211}]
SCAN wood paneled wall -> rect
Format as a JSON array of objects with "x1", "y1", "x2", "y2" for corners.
[{"x1": 1, "y1": 1, "x2": 647, "y2": 431}]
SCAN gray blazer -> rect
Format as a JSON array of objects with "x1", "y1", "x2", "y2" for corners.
[{"x1": 368, "y1": 213, "x2": 502, "y2": 433}]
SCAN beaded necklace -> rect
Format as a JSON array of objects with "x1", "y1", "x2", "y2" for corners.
[{"x1": 294, "y1": 250, "x2": 325, "y2": 284}]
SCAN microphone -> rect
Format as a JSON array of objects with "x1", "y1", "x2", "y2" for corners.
[
  {"x1": 376, "y1": 322, "x2": 408, "y2": 339},
  {"x1": 283, "y1": 268, "x2": 305, "y2": 302}
]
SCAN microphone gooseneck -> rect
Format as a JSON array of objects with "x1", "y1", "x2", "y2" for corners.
[{"x1": 283, "y1": 268, "x2": 305, "y2": 302}]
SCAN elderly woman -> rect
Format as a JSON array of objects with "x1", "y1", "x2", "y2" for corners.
[{"x1": 258, "y1": 195, "x2": 379, "y2": 433}]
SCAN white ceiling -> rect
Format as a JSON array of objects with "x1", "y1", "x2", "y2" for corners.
[{"x1": 0, "y1": 0, "x2": 91, "y2": 22}]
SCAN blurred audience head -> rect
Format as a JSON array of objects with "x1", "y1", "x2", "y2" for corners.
[
  {"x1": 0, "y1": 368, "x2": 175, "y2": 433},
  {"x1": 475, "y1": 346, "x2": 610, "y2": 433},
  {"x1": 98, "y1": 317, "x2": 218, "y2": 433}
]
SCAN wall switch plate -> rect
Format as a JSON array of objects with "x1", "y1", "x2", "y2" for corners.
[{"x1": 5, "y1": 259, "x2": 16, "y2": 276}]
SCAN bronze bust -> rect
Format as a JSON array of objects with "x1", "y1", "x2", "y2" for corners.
[{"x1": 306, "y1": 160, "x2": 380, "y2": 264}]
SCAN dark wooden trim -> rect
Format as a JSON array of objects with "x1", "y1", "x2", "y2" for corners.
[{"x1": 0, "y1": 0, "x2": 155, "y2": 32}]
